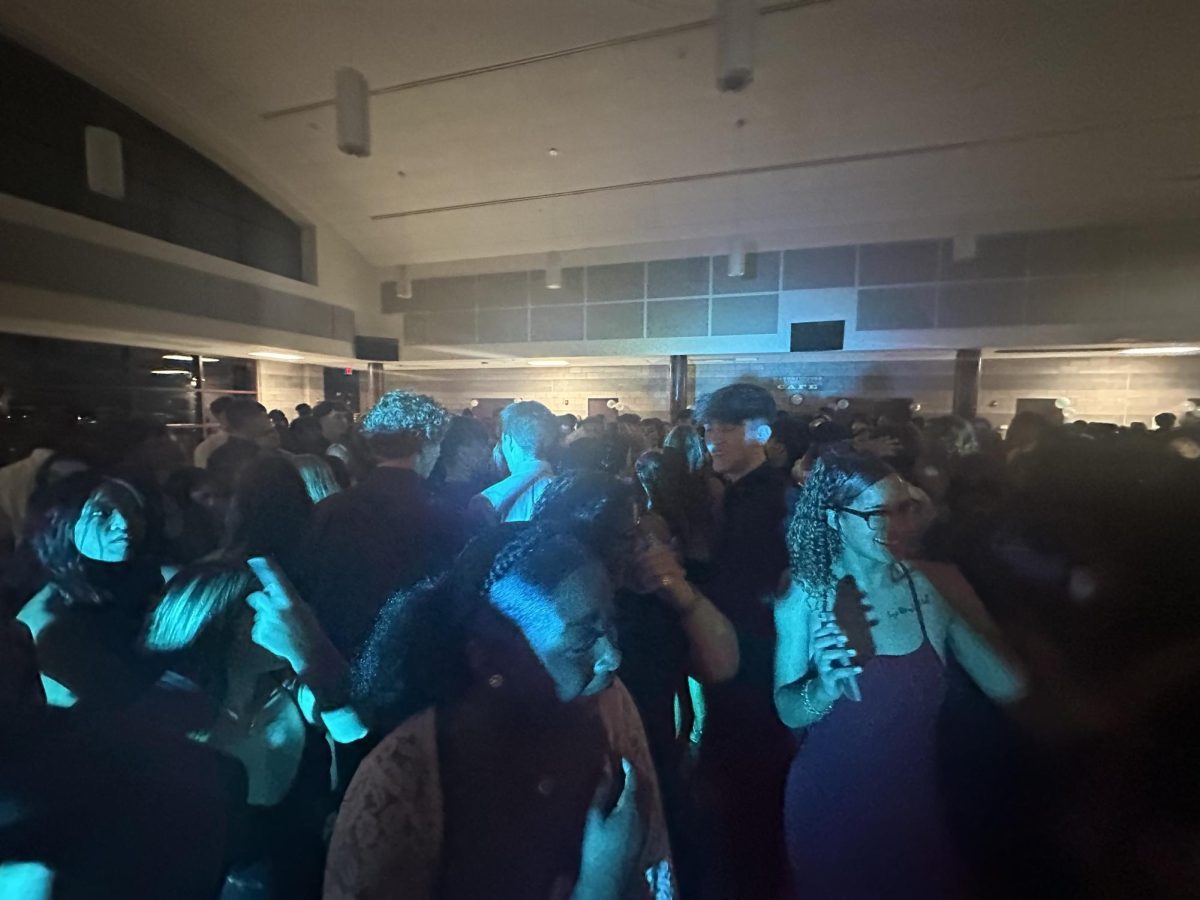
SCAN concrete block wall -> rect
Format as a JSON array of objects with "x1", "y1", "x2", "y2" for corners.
[
  {"x1": 978, "y1": 355, "x2": 1200, "y2": 426},
  {"x1": 694, "y1": 359, "x2": 957, "y2": 419},
  {"x1": 383, "y1": 364, "x2": 673, "y2": 420},
  {"x1": 258, "y1": 353, "x2": 1200, "y2": 428},
  {"x1": 256, "y1": 361, "x2": 326, "y2": 414}
]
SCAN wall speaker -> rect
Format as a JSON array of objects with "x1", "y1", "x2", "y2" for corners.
[
  {"x1": 354, "y1": 335, "x2": 399, "y2": 361},
  {"x1": 84, "y1": 126, "x2": 125, "y2": 199},
  {"x1": 335, "y1": 67, "x2": 370, "y2": 157}
]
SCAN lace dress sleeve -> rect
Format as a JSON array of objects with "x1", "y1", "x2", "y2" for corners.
[
  {"x1": 323, "y1": 709, "x2": 443, "y2": 900},
  {"x1": 600, "y1": 679, "x2": 677, "y2": 900}
]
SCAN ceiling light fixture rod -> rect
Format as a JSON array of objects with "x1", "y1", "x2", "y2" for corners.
[
  {"x1": 261, "y1": 1, "x2": 827, "y2": 120},
  {"x1": 370, "y1": 110, "x2": 1200, "y2": 221}
]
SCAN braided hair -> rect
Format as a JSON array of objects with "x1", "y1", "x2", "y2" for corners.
[
  {"x1": 787, "y1": 445, "x2": 894, "y2": 603},
  {"x1": 353, "y1": 521, "x2": 598, "y2": 732}
]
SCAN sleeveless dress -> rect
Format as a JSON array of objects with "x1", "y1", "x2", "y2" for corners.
[{"x1": 783, "y1": 570, "x2": 968, "y2": 899}]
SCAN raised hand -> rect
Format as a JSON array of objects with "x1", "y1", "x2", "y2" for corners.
[
  {"x1": 631, "y1": 532, "x2": 692, "y2": 610},
  {"x1": 245, "y1": 556, "x2": 335, "y2": 676}
]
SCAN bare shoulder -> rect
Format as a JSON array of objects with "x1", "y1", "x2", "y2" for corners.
[
  {"x1": 910, "y1": 560, "x2": 975, "y2": 600},
  {"x1": 909, "y1": 560, "x2": 996, "y2": 633}
]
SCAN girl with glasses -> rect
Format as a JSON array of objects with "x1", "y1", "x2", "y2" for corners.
[{"x1": 774, "y1": 446, "x2": 1023, "y2": 899}]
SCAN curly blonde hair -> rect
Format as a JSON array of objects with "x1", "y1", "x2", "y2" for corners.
[{"x1": 787, "y1": 445, "x2": 894, "y2": 602}]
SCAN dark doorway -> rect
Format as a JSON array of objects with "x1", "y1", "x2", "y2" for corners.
[
  {"x1": 473, "y1": 398, "x2": 514, "y2": 422},
  {"x1": 324, "y1": 367, "x2": 361, "y2": 413},
  {"x1": 1015, "y1": 398, "x2": 1065, "y2": 426},
  {"x1": 588, "y1": 398, "x2": 619, "y2": 421}
]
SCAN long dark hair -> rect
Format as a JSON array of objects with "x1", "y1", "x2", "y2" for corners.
[
  {"x1": 353, "y1": 523, "x2": 598, "y2": 732},
  {"x1": 142, "y1": 561, "x2": 260, "y2": 708},
  {"x1": 635, "y1": 447, "x2": 713, "y2": 561},
  {"x1": 663, "y1": 424, "x2": 708, "y2": 474},
  {"x1": 34, "y1": 477, "x2": 147, "y2": 607},
  {"x1": 787, "y1": 446, "x2": 895, "y2": 601},
  {"x1": 222, "y1": 455, "x2": 313, "y2": 571},
  {"x1": 532, "y1": 470, "x2": 638, "y2": 577}
]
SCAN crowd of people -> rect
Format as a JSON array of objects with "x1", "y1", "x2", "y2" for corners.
[{"x1": 2, "y1": 381, "x2": 1199, "y2": 899}]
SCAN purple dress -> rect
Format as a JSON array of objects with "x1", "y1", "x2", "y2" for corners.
[{"x1": 784, "y1": 585, "x2": 967, "y2": 899}]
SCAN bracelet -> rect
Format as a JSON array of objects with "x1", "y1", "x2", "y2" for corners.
[{"x1": 800, "y1": 679, "x2": 833, "y2": 721}]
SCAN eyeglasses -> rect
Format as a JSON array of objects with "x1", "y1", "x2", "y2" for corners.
[{"x1": 830, "y1": 499, "x2": 924, "y2": 532}]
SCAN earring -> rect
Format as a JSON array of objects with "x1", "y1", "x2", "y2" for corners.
[{"x1": 487, "y1": 674, "x2": 505, "y2": 689}]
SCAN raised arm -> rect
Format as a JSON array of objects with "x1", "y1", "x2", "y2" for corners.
[
  {"x1": 631, "y1": 520, "x2": 739, "y2": 684},
  {"x1": 916, "y1": 561, "x2": 1026, "y2": 704},
  {"x1": 246, "y1": 556, "x2": 368, "y2": 743},
  {"x1": 773, "y1": 581, "x2": 860, "y2": 728}
]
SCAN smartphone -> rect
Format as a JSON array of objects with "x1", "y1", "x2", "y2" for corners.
[{"x1": 832, "y1": 585, "x2": 871, "y2": 703}]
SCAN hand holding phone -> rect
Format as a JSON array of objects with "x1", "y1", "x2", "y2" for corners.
[{"x1": 811, "y1": 612, "x2": 863, "y2": 705}]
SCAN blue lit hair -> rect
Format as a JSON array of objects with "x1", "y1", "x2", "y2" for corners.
[
  {"x1": 142, "y1": 561, "x2": 260, "y2": 709},
  {"x1": 353, "y1": 523, "x2": 599, "y2": 732},
  {"x1": 664, "y1": 424, "x2": 708, "y2": 474},
  {"x1": 290, "y1": 453, "x2": 343, "y2": 503},
  {"x1": 500, "y1": 400, "x2": 558, "y2": 458}
]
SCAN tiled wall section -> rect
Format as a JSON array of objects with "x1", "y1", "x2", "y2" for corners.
[
  {"x1": 404, "y1": 255, "x2": 781, "y2": 345},
  {"x1": 402, "y1": 219, "x2": 1200, "y2": 347},
  {"x1": 256, "y1": 361, "x2": 326, "y2": 414}
]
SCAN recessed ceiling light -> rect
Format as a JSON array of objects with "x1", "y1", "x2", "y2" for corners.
[
  {"x1": 162, "y1": 354, "x2": 192, "y2": 362},
  {"x1": 249, "y1": 350, "x2": 304, "y2": 362},
  {"x1": 547, "y1": 148, "x2": 560, "y2": 157},
  {"x1": 528, "y1": 359, "x2": 570, "y2": 367},
  {"x1": 1119, "y1": 346, "x2": 1200, "y2": 356}
]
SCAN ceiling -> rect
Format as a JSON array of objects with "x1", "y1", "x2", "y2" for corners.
[{"x1": 3, "y1": 0, "x2": 1200, "y2": 271}]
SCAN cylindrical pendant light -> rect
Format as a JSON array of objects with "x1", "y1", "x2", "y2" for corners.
[
  {"x1": 393, "y1": 265, "x2": 412, "y2": 299},
  {"x1": 716, "y1": 0, "x2": 757, "y2": 93},
  {"x1": 335, "y1": 67, "x2": 371, "y2": 157},
  {"x1": 545, "y1": 252, "x2": 563, "y2": 289},
  {"x1": 727, "y1": 238, "x2": 750, "y2": 278}
]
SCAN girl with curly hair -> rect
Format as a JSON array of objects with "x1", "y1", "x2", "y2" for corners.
[
  {"x1": 325, "y1": 523, "x2": 674, "y2": 900},
  {"x1": 775, "y1": 446, "x2": 1022, "y2": 899}
]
